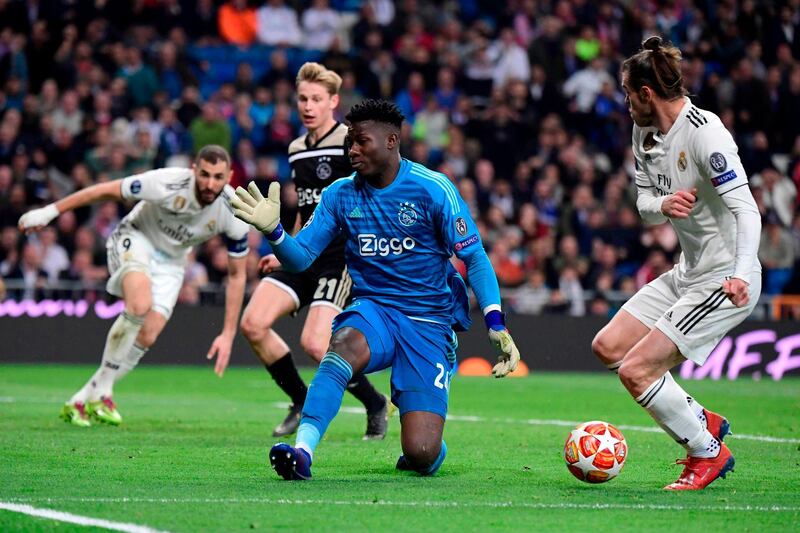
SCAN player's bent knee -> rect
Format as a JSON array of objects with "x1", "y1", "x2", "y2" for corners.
[
  {"x1": 590, "y1": 333, "x2": 607, "y2": 360},
  {"x1": 300, "y1": 336, "x2": 327, "y2": 361},
  {"x1": 617, "y1": 359, "x2": 651, "y2": 394},
  {"x1": 240, "y1": 312, "x2": 271, "y2": 342},
  {"x1": 592, "y1": 330, "x2": 618, "y2": 364},
  {"x1": 125, "y1": 298, "x2": 152, "y2": 318},
  {"x1": 136, "y1": 326, "x2": 159, "y2": 348},
  {"x1": 401, "y1": 439, "x2": 441, "y2": 470},
  {"x1": 327, "y1": 328, "x2": 369, "y2": 370},
  {"x1": 592, "y1": 328, "x2": 625, "y2": 365}
]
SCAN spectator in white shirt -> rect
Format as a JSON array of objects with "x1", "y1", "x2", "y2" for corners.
[
  {"x1": 558, "y1": 265, "x2": 586, "y2": 317},
  {"x1": 751, "y1": 165, "x2": 797, "y2": 227},
  {"x1": 511, "y1": 269, "x2": 552, "y2": 315},
  {"x1": 256, "y1": 0, "x2": 302, "y2": 47},
  {"x1": 302, "y1": 0, "x2": 340, "y2": 51},
  {"x1": 368, "y1": 0, "x2": 394, "y2": 26},
  {"x1": 36, "y1": 226, "x2": 70, "y2": 283},
  {"x1": 50, "y1": 90, "x2": 84, "y2": 139},
  {"x1": 488, "y1": 28, "x2": 531, "y2": 89},
  {"x1": 563, "y1": 57, "x2": 615, "y2": 114}
]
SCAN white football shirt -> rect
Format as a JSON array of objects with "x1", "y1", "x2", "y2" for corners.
[
  {"x1": 632, "y1": 97, "x2": 761, "y2": 287},
  {"x1": 119, "y1": 167, "x2": 250, "y2": 260}
]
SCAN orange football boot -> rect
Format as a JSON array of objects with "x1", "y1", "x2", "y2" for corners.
[
  {"x1": 703, "y1": 408, "x2": 731, "y2": 441},
  {"x1": 664, "y1": 443, "x2": 735, "y2": 491}
]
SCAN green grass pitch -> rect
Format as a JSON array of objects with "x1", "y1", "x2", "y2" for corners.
[{"x1": 1, "y1": 364, "x2": 798, "y2": 532}]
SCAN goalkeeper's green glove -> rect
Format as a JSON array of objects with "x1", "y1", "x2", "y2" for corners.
[
  {"x1": 485, "y1": 311, "x2": 521, "y2": 378},
  {"x1": 231, "y1": 181, "x2": 282, "y2": 236}
]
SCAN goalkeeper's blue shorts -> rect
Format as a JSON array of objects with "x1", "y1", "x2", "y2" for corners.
[{"x1": 332, "y1": 298, "x2": 456, "y2": 418}]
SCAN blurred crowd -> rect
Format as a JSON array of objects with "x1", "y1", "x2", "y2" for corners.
[{"x1": 1, "y1": 0, "x2": 800, "y2": 317}]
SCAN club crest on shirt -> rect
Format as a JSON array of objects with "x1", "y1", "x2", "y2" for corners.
[
  {"x1": 642, "y1": 132, "x2": 656, "y2": 151},
  {"x1": 316, "y1": 156, "x2": 333, "y2": 180},
  {"x1": 173, "y1": 196, "x2": 186, "y2": 211},
  {"x1": 456, "y1": 217, "x2": 467, "y2": 236},
  {"x1": 678, "y1": 151, "x2": 687, "y2": 171},
  {"x1": 206, "y1": 220, "x2": 216, "y2": 233},
  {"x1": 398, "y1": 201, "x2": 418, "y2": 227}
]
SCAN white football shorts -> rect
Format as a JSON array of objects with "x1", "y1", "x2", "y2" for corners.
[
  {"x1": 621, "y1": 267, "x2": 761, "y2": 364},
  {"x1": 106, "y1": 227, "x2": 185, "y2": 320}
]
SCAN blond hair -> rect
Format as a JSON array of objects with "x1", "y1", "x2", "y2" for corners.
[{"x1": 296, "y1": 62, "x2": 342, "y2": 96}]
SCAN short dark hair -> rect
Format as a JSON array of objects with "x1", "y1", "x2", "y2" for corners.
[
  {"x1": 345, "y1": 99, "x2": 405, "y2": 129},
  {"x1": 195, "y1": 145, "x2": 231, "y2": 167}
]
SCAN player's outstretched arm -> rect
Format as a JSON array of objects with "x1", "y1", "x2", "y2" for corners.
[
  {"x1": 18, "y1": 180, "x2": 123, "y2": 234},
  {"x1": 231, "y1": 180, "x2": 340, "y2": 273},
  {"x1": 487, "y1": 315, "x2": 521, "y2": 378},
  {"x1": 462, "y1": 250, "x2": 521, "y2": 378},
  {"x1": 207, "y1": 254, "x2": 248, "y2": 377},
  {"x1": 231, "y1": 181, "x2": 281, "y2": 234},
  {"x1": 437, "y1": 176, "x2": 521, "y2": 378}
]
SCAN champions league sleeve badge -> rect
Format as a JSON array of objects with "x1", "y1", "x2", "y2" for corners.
[{"x1": 709, "y1": 152, "x2": 727, "y2": 173}]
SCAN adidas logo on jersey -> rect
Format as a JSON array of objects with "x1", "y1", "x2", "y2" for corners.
[{"x1": 348, "y1": 206, "x2": 364, "y2": 219}]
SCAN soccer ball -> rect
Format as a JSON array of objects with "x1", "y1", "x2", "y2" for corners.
[{"x1": 563, "y1": 421, "x2": 627, "y2": 483}]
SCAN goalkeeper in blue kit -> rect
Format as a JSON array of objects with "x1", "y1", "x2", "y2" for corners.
[{"x1": 231, "y1": 99, "x2": 520, "y2": 480}]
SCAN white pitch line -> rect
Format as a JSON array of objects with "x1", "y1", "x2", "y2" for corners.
[
  {"x1": 3, "y1": 497, "x2": 799, "y2": 514},
  {"x1": 0, "y1": 502, "x2": 170, "y2": 533},
  {"x1": 273, "y1": 403, "x2": 800, "y2": 445},
  {"x1": 1, "y1": 394, "x2": 796, "y2": 444}
]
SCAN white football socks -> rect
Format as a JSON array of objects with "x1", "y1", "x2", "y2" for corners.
[
  {"x1": 611, "y1": 361, "x2": 708, "y2": 425},
  {"x1": 115, "y1": 343, "x2": 149, "y2": 383},
  {"x1": 636, "y1": 372, "x2": 719, "y2": 458},
  {"x1": 686, "y1": 395, "x2": 707, "y2": 427},
  {"x1": 69, "y1": 311, "x2": 144, "y2": 404}
]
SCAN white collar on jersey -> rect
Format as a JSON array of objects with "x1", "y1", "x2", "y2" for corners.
[{"x1": 652, "y1": 97, "x2": 694, "y2": 144}]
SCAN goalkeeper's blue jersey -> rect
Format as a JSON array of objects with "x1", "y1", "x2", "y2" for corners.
[{"x1": 291, "y1": 158, "x2": 484, "y2": 323}]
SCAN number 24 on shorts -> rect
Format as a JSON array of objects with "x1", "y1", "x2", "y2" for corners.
[{"x1": 434, "y1": 363, "x2": 452, "y2": 391}]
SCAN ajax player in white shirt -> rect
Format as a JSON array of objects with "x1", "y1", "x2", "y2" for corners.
[
  {"x1": 592, "y1": 37, "x2": 762, "y2": 490},
  {"x1": 18, "y1": 145, "x2": 250, "y2": 427}
]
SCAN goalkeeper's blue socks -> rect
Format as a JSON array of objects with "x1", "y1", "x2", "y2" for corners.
[
  {"x1": 425, "y1": 440, "x2": 447, "y2": 475},
  {"x1": 396, "y1": 440, "x2": 447, "y2": 476},
  {"x1": 294, "y1": 351, "x2": 353, "y2": 457}
]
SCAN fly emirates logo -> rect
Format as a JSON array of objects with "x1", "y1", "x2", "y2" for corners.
[{"x1": 358, "y1": 233, "x2": 416, "y2": 257}]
